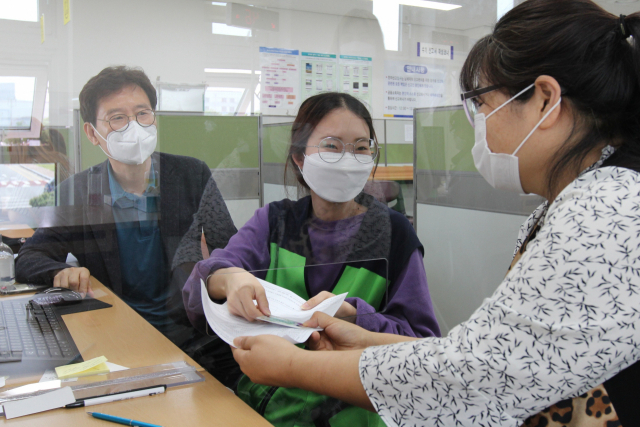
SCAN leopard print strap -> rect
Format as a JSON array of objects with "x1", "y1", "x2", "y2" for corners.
[{"x1": 521, "y1": 384, "x2": 621, "y2": 427}]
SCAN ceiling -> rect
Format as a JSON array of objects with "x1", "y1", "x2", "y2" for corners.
[{"x1": 207, "y1": 0, "x2": 639, "y2": 33}]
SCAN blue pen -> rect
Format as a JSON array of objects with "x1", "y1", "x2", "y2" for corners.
[{"x1": 87, "y1": 412, "x2": 162, "y2": 427}]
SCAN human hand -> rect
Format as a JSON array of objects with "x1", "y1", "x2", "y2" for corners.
[
  {"x1": 232, "y1": 335, "x2": 301, "y2": 387},
  {"x1": 53, "y1": 267, "x2": 94, "y2": 298},
  {"x1": 305, "y1": 312, "x2": 372, "y2": 351},
  {"x1": 301, "y1": 291, "x2": 357, "y2": 322},
  {"x1": 218, "y1": 270, "x2": 270, "y2": 321}
]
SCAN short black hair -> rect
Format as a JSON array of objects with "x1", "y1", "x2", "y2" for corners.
[{"x1": 79, "y1": 66, "x2": 157, "y2": 125}]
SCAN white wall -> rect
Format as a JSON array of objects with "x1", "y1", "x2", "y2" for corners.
[
  {"x1": 2, "y1": 0, "x2": 635, "y2": 129},
  {"x1": 264, "y1": 183, "x2": 297, "y2": 206},
  {"x1": 1, "y1": 0, "x2": 499, "y2": 130},
  {"x1": 225, "y1": 199, "x2": 260, "y2": 228},
  {"x1": 417, "y1": 203, "x2": 527, "y2": 336}
]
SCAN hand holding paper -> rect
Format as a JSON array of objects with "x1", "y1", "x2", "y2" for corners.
[{"x1": 200, "y1": 278, "x2": 348, "y2": 347}]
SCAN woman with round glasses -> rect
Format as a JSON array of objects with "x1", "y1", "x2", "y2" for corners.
[
  {"x1": 182, "y1": 92, "x2": 439, "y2": 426},
  {"x1": 230, "y1": 1, "x2": 640, "y2": 426}
]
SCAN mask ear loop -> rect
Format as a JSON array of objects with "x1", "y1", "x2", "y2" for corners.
[
  {"x1": 486, "y1": 83, "x2": 535, "y2": 120},
  {"x1": 512, "y1": 96, "x2": 562, "y2": 156},
  {"x1": 90, "y1": 123, "x2": 118, "y2": 162}
]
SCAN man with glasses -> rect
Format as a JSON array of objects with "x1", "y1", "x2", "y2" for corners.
[{"x1": 16, "y1": 66, "x2": 237, "y2": 367}]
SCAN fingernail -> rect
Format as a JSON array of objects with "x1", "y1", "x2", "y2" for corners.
[
  {"x1": 80, "y1": 292, "x2": 86, "y2": 299},
  {"x1": 264, "y1": 308, "x2": 271, "y2": 315},
  {"x1": 301, "y1": 303, "x2": 310, "y2": 309}
]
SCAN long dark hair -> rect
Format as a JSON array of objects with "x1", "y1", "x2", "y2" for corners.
[
  {"x1": 460, "y1": 0, "x2": 640, "y2": 194},
  {"x1": 285, "y1": 92, "x2": 378, "y2": 191}
]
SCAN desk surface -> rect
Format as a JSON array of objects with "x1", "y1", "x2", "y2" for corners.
[
  {"x1": 372, "y1": 165, "x2": 413, "y2": 181},
  {"x1": 0, "y1": 278, "x2": 272, "y2": 426},
  {"x1": 0, "y1": 224, "x2": 34, "y2": 240}
]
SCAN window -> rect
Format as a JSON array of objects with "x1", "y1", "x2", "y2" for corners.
[
  {"x1": 0, "y1": 76, "x2": 36, "y2": 130},
  {"x1": 205, "y1": 87, "x2": 245, "y2": 115},
  {"x1": 0, "y1": 0, "x2": 37, "y2": 22}
]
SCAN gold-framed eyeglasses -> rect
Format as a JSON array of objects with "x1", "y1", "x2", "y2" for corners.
[
  {"x1": 97, "y1": 109, "x2": 156, "y2": 132},
  {"x1": 306, "y1": 137, "x2": 379, "y2": 164}
]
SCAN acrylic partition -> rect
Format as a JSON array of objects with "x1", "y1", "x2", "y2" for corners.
[
  {"x1": 0, "y1": 125, "x2": 77, "y2": 229},
  {"x1": 75, "y1": 112, "x2": 261, "y2": 228},
  {"x1": 413, "y1": 105, "x2": 544, "y2": 336},
  {"x1": 3, "y1": 1, "x2": 638, "y2": 423}
]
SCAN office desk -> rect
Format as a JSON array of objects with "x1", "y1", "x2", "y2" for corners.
[
  {"x1": 0, "y1": 225, "x2": 33, "y2": 240},
  {"x1": 0, "y1": 278, "x2": 272, "y2": 426},
  {"x1": 372, "y1": 165, "x2": 413, "y2": 181}
]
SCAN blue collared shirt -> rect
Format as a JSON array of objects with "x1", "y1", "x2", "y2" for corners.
[{"x1": 107, "y1": 160, "x2": 169, "y2": 328}]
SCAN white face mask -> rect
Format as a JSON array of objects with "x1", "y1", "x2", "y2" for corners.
[
  {"x1": 91, "y1": 122, "x2": 157, "y2": 165},
  {"x1": 298, "y1": 152, "x2": 374, "y2": 203},
  {"x1": 472, "y1": 83, "x2": 561, "y2": 193}
]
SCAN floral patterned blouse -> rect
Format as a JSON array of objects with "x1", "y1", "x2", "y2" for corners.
[{"x1": 359, "y1": 147, "x2": 640, "y2": 426}]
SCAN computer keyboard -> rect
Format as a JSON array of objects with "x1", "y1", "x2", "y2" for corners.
[{"x1": 0, "y1": 297, "x2": 81, "y2": 375}]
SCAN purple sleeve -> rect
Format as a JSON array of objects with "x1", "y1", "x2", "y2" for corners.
[
  {"x1": 346, "y1": 249, "x2": 441, "y2": 338},
  {"x1": 182, "y1": 205, "x2": 271, "y2": 332}
]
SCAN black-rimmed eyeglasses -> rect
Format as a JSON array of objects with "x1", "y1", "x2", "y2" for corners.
[{"x1": 460, "y1": 84, "x2": 501, "y2": 128}]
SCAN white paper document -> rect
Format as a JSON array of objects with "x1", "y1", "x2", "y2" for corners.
[{"x1": 200, "y1": 278, "x2": 347, "y2": 347}]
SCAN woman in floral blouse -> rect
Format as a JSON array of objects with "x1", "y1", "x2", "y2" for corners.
[{"x1": 231, "y1": 1, "x2": 640, "y2": 426}]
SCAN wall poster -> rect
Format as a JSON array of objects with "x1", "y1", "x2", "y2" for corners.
[
  {"x1": 259, "y1": 47, "x2": 300, "y2": 115},
  {"x1": 338, "y1": 55, "x2": 372, "y2": 110},
  {"x1": 383, "y1": 60, "x2": 446, "y2": 117},
  {"x1": 300, "y1": 52, "x2": 338, "y2": 103}
]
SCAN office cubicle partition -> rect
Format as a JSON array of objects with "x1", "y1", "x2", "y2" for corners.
[
  {"x1": 72, "y1": 111, "x2": 417, "y2": 227},
  {"x1": 260, "y1": 118, "x2": 297, "y2": 206},
  {"x1": 382, "y1": 119, "x2": 413, "y2": 165},
  {"x1": 380, "y1": 118, "x2": 414, "y2": 216},
  {"x1": 75, "y1": 111, "x2": 261, "y2": 228},
  {"x1": 413, "y1": 105, "x2": 543, "y2": 335}
]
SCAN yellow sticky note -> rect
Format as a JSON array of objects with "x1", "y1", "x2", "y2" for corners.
[
  {"x1": 55, "y1": 356, "x2": 108, "y2": 379},
  {"x1": 72, "y1": 362, "x2": 110, "y2": 378},
  {"x1": 40, "y1": 14, "x2": 45, "y2": 43},
  {"x1": 63, "y1": 0, "x2": 70, "y2": 25}
]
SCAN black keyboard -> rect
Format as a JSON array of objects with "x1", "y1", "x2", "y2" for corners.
[{"x1": 0, "y1": 297, "x2": 81, "y2": 376}]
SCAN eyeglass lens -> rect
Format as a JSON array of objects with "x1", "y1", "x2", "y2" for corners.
[
  {"x1": 463, "y1": 97, "x2": 479, "y2": 128},
  {"x1": 317, "y1": 137, "x2": 378, "y2": 163},
  {"x1": 108, "y1": 110, "x2": 155, "y2": 132}
]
